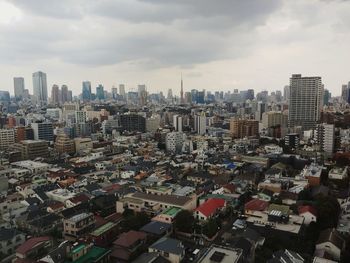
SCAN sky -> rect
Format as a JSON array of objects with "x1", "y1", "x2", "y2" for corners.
[{"x1": 0, "y1": 0, "x2": 350, "y2": 96}]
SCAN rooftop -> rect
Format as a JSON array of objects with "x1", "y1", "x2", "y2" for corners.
[
  {"x1": 162, "y1": 207, "x2": 181, "y2": 217},
  {"x1": 90, "y1": 222, "x2": 117, "y2": 237},
  {"x1": 68, "y1": 212, "x2": 93, "y2": 223},
  {"x1": 197, "y1": 245, "x2": 242, "y2": 263}
]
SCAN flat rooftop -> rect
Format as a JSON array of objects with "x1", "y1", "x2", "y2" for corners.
[
  {"x1": 198, "y1": 245, "x2": 242, "y2": 263},
  {"x1": 131, "y1": 192, "x2": 192, "y2": 207}
]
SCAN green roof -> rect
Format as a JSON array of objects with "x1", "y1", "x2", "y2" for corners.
[
  {"x1": 90, "y1": 222, "x2": 116, "y2": 237},
  {"x1": 268, "y1": 204, "x2": 290, "y2": 215},
  {"x1": 72, "y1": 246, "x2": 110, "y2": 263},
  {"x1": 147, "y1": 186, "x2": 171, "y2": 192},
  {"x1": 71, "y1": 244, "x2": 86, "y2": 255},
  {"x1": 162, "y1": 207, "x2": 181, "y2": 217}
]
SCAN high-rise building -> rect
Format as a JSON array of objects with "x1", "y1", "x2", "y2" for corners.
[
  {"x1": 75, "y1": 111, "x2": 87, "y2": 124},
  {"x1": 14, "y1": 77, "x2": 25, "y2": 99},
  {"x1": 283, "y1": 85, "x2": 290, "y2": 101},
  {"x1": 120, "y1": 114, "x2": 146, "y2": 133},
  {"x1": 51, "y1": 84, "x2": 60, "y2": 104},
  {"x1": 32, "y1": 71, "x2": 48, "y2": 104},
  {"x1": 288, "y1": 74, "x2": 324, "y2": 130},
  {"x1": 96, "y1": 84, "x2": 105, "y2": 100},
  {"x1": 167, "y1": 89, "x2": 173, "y2": 101},
  {"x1": 315, "y1": 123, "x2": 335, "y2": 155},
  {"x1": 112, "y1": 87, "x2": 118, "y2": 99},
  {"x1": 0, "y1": 91, "x2": 10, "y2": 102},
  {"x1": 284, "y1": 133, "x2": 300, "y2": 149},
  {"x1": 180, "y1": 76, "x2": 184, "y2": 104},
  {"x1": 230, "y1": 118, "x2": 259, "y2": 138},
  {"x1": 119, "y1": 84, "x2": 126, "y2": 98},
  {"x1": 67, "y1": 90, "x2": 73, "y2": 102},
  {"x1": 323, "y1": 89, "x2": 331, "y2": 105},
  {"x1": 341, "y1": 82, "x2": 350, "y2": 103},
  {"x1": 31, "y1": 122, "x2": 54, "y2": 142},
  {"x1": 195, "y1": 113, "x2": 206, "y2": 135},
  {"x1": 173, "y1": 115, "x2": 183, "y2": 132},
  {"x1": 61, "y1": 85, "x2": 69, "y2": 103},
  {"x1": 82, "y1": 81, "x2": 92, "y2": 101},
  {"x1": 146, "y1": 115, "x2": 161, "y2": 133}
]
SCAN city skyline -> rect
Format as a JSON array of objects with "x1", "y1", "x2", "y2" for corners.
[{"x1": 1, "y1": 0, "x2": 350, "y2": 95}]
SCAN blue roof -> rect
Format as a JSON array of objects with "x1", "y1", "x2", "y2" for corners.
[{"x1": 140, "y1": 221, "x2": 172, "y2": 235}]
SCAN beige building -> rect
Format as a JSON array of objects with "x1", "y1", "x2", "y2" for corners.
[
  {"x1": 11, "y1": 140, "x2": 48, "y2": 160},
  {"x1": 116, "y1": 192, "x2": 197, "y2": 214},
  {"x1": 74, "y1": 137, "x2": 93, "y2": 152},
  {"x1": 0, "y1": 129, "x2": 15, "y2": 150},
  {"x1": 55, "y1": 133, "x2": 75, "y2": 154},
  {"x1": 63, "y1": 212, "x2": 95, "y2": 241},
  {"x1": 230, "y1": 119, "x2": 259, "y2": 138}
]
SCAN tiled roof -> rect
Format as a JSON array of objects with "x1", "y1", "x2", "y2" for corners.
[
  {"x1": 298, "y1": 205, "x2": 317, "y2": 217},
  {"x1": 195, "y1": 198, "x2": 225, "y2": 217},
  {"x1": 16, "y1": 236, "x2": 51, "y2": 255},
  {"x1": 113, "y1": 230, "x2": 147, "y2": 248},
  {"x1": 244, "y1": 199, "x2": 269, "y2": 211}
]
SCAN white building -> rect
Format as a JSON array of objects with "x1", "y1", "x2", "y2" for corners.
[
  {"x1": 166, "y1": 132, "x2": 185, "y2": 153},
  {"x1": 314, "y1": 123, "x2": 334, "y2": 155},
  {"x1": 288, "y1": 74, "x2": 324, "y2": 130},
  {"x1": 195, "y1": 114, "x2": 206, "y2": 135},
  {"x1": 173, "y1": 115, "x2": 183, "y2": 132}
]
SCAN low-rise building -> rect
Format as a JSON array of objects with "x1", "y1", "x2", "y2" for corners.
[{"x1": 63, "y1": 212, "x2": 95, "y2": 241}]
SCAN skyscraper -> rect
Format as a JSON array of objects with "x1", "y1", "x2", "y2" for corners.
[
  {"x1": 14, "y1": 77, "x2": 25, "y2": 99},
  {"x1": 119, "y1": 84, "x2": 126, "y2": 98},
  {"x1": 288, "y1": 74, "x2": 324, "y2": 131},
  {"x1": 32, "y1": 71, "x2": 48, "y2": 104},
  {"x1": 96, "y1": 84, "x2": 105, "y2": 100},
  {"x1": 341, "y1": 82, "x2": 350, "y2": 103},
  {"x1": 180, "y1": 75, "x2": 184, "y2": 104},
  {"x1": 82, "y1": 81, "x2": 92, "y2": 101},
  {"x1": 61, "y1": 85, "x2": 69, "y2": 103},
  {"x1": 51, "y1": 84, "x2": 60, "y2": 104}
]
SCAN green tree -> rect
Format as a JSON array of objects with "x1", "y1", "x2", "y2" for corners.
[
  {"x1": 202, "y1": 218, "x2": 219, "y2": 238},
  {"x1": 175, "y1": 210, "x2": 195, "y2": 233},
  {"x1": 315, "y1": 195, "x2": 341, "y2": 230}
]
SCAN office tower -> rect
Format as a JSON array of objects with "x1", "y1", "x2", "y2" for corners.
[
  {"x1": 173, "y1": 115, "x2": 183, "y2": 132},
  {"x1": 195, "y1": 113, "x2": 206, "y2": 135},
  {"x1": 14, "y1": 77, "x2": 25, "y2": 99},
  {"x1": 31, "y1": 122, "x2": 54, "y2": 142},
  {"x1": 82, "y1": 81, "x2": 92, "y2": 101},
  {"x1": 68, "y1": 90, "x2": 73, "y2": 102},
  {"x1": 11, "y1": 140, "x2": 49, "y2": 160},
  {"x1": 315, "y1": 123, "x2": 335, "y2": 155},
  {"x1": 146, "y1": 115, "x2": 161, "y2": 133},
  {"x1": 324, "y1": 89, "x2": 331, "y2": 105},
  {"x1": 167, "y1": 89, "x2": 173, "y2": 101},
  {"x1": 246, "y1": 89, "x2": 255, "y2": 100},
  {"x1": 275, "y1": 90, "x2": 282, "y2": 102},
  {"x1": 180, "y1": 76, "x2": 184, "y2": 104},
  {"x1": 230, "y1": 118, "x2": 259, "y2": 138},
  {"x1": 55, "y1": 133, "x2": 75, "y2": 155},
  {"x1": 138, "y1": 84, "x2": 147, "y2": 106},
  {"x1": 112, "y1": 87, "x2": 118, "y2": 99},
  {"x1": 61, "y1": 85, "x2": 69, "y2": 103},
  {"x1": 256, "y1": 90, "x2": 268, "y2": 103},
  {"x1": 32, "y1": 71, "x2": 48, "y2": 104},
  {"x1": 197, "y1": 91, "x2": 205, "y2": 104},
  {"x1": 0, "y1": 91, "x2": 10, "y2": 102},
  {"x1": 0, "y1": 129, "x2": 15, "y2": 150},
  {"x1": 166, "y1": 132, "x2": 185, "y2": 153},
  {"x1": 191, "y1": 89, "x2": 198, "y2": 103},
  {"x1": 51, "y1": 84, "x2": 60, "y2": 104},
  {"x1": 283, "y1": 85, "x2": 290, "y2": 101},
  {"x1": 255, "y1": 102, "x2": 267, "y2": 122},
  {"x1": 96, "y1": 84, "x2": 105, "y2": 100},
  {"x1": 75, "y1": 111, "x2": 87, "y2": 123},
  {"x1": 288, "y1": 74, "x2": 324, "y2": 130},
  {"x1": 119, "y1": 84, "x2": 126, "y2": 98},
  {"x1": 341, "y1": 82, "x2": 350, "y2": 103},
  {"x1": 120, "y1": 114, "x2": 146, "y2": 133}
]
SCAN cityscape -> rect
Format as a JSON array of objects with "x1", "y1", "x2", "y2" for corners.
[{"x1": 1, "y1": 1, "x2": 350, "y2": 263}]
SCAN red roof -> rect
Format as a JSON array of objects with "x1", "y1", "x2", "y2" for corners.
[
  {"x1": 223, "y1": 184, "x2": 236, "y2": 193},
  {"x1": 195, "y1": 198, "x2": 226, "y2": 217},
  {"x1": 244, "y1": 199, "x2": 269, "y2": 211},
  {"x1": 298, "y1": 205, "x2": 317, "y2": 217},
  {"x1": 16, "y1": 236, "x2": 51, "y2": 255}
]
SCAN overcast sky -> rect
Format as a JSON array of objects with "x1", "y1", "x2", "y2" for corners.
[{"x1": 0, "y1": 0, "x2": 349, "y2": 96}]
